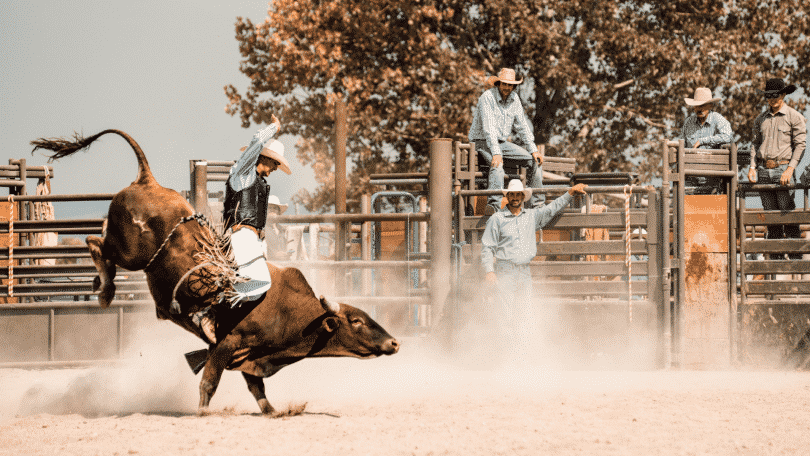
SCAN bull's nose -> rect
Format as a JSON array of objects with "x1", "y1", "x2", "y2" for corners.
[{"x1": 385, "y1": 338, "x2": 400, "y2": 354}]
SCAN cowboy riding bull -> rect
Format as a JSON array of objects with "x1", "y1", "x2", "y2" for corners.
[{"x1": 30, "y1": 125, "x2": 399, "y2": 414}]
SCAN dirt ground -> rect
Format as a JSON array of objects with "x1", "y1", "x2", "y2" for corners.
[{"x1": 2, "y1": 323, "x2": 810, "y2": 456}]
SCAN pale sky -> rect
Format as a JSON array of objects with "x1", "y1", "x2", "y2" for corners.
[{"x1": 1, "y1": 0, "x2": 317, "y2": 217}]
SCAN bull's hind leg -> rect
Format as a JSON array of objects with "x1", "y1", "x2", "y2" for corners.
[
  {"x1": 242, "y1": 373, "x2": 275, "y2": 415},
  {"x1": 87, "y1": 235, "x2": 116, "y2": 308},
  {"x1": 198, "y1": 341, "x2": 236, "y2": 413}
]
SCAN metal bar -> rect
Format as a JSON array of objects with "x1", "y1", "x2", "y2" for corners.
[
  {"x1": 661, "y1": 139, "x2": 673, "y2": 369},
  {"x1": 268, "y1": 213, "x2": 429, "y2": 223},
  {"x1": 0, "y1": 194, "x2": 114, "y2": 202},
  {"x1": 683, "y1": 170, "x2": 736, "y2": 177},
  {"x1": 48, "y1": 308, "x2": 55, "y2": 361},
  {"x1": 335, "y1": 100, "x2": 348, "y2": 297},
  {"x1": 193, "y1": 161, "x2": 209, "y2": 214},
  {"x1": 676, "y1": 139, "x2": 687, "y2": 368},
  {"x1": 334, "y1": 296, "x2": 429, "y2": 306},
  {"x1": 0, "y1": 359, "x2": 127, "y2": 369},
  {"x1": 0, "y1": 180, "x2": 24, "y2": 187},
  {"x1": 0, "y1": 300, "x2": 153, "y2": 309},
  {"x1": 458, "y1": 186, "x2": 649, "y2": 197},
  {"x1": 429, "y1": 138, "x2": 453, "y2": 322},
  {"x1": 369, "y1": 173, "x2": 429, "y2": 179},
  {"x1": 371, "y1": 179, "x2": 429, "y2": 186},
  {"x1": 729, "y1": 143, "x2": 738, "y2": 366}
]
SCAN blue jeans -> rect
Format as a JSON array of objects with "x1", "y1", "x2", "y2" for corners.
[
  {"x1": 474, "y1": 140, "x2": 545, "y2": 208},
  {"x1": 492, "y1": 261, "x2": 536, "y2": 361},
  {"x1": 757, "y1": 164, "x2": 801, "y2": 259}
]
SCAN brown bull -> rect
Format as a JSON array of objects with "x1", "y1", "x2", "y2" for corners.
[
  {"x1": 32, "y1": 130, "x2": 220, "y2": 336},
  {"x1": 187, "y1": 264, "x2": 399, "y2": 414},
  {"x1": 31, "y1": 130, "x2": 399, "y2": 414}
]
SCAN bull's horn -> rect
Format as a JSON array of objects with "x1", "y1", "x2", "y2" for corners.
[{"x1": 319, "y1": 295, "x2": 341, "y2": 313}]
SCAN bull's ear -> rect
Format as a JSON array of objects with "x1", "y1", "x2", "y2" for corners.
[
  {"x1": 319, "y1": 295, "x2": 340, "y2": 314},
  {"x1": 321, "y1": 316, "x2": 339, "y2": 333}
]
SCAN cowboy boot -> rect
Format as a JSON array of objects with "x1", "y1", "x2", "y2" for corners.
[{"x1": 192, "y1": 306, "x2": 217, "y2": 344}]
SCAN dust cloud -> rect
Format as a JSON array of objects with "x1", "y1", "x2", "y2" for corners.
[{"x1": 1, "y1": 270, "x2": 805, "y2": 420}]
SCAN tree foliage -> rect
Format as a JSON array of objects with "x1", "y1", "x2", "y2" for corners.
[{"x1": 225, "y1": 0, "x2": 810, "y2": 213}]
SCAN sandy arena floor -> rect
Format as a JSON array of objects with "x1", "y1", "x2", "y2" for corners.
[{"x1": 2, "y1": 323, "x2": 810, "y2": 456}]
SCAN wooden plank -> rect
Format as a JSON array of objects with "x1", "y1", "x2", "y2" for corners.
[
  {"x1": 742, "y1": 239, "x2": 810, "y2": 253},
  {"x1": 536, "y1": 240, "x2": 648, "y2": 256},
  {"x1": 684, "y1": 164, "x2": 734, "y2": 171},
  {"x1": 462, "y1": 212, "x2": 648, "y2": 231},
  {"x1": 742, "y1": 210, "x2": 810, "y2": 226},
  {"x1": 552, "y1": 299, "x2": 654, "y2": 307},
  {"x1": 537, "y1": 279, "x2": 648, "y2": 296},
  {"x1": 744, "y1": 280, "x2": 810, "y2": 295},
  {"x1": 740, "y1": 260, "x2": 810, "y2": 274},
  {"x1": 535, "y1": 261, "x2": 648, "y2": 276}
]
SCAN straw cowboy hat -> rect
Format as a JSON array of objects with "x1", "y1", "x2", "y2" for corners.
[
  {"x1": 684, "y1": 87, "x2": 721, "y2": 106},
  {"x1": 486, "y1": 68, "x2": 524, "y2": 87},
  {"x1": 241, "y1": 139, "x2": 292, "y2": 175},
  {"x1": 758, "y1": 78, "x2": 797, "y2": 96},
  {"x1": 503, "y1": 179, "x2": 532, "y2": 199},
  {"x1": 267, "y1": 195, "x2": 288, "y2": 214}
]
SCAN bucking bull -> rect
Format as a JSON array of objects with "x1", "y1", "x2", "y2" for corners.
[{"x1": 31, "y1": 129, "x2": 399, "y2": 415}]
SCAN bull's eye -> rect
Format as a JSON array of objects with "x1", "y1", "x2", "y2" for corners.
[{"x1": 350, "y1": 318, "x2": 363, "y2": 326}]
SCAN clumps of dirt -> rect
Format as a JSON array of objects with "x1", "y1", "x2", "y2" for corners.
[{"x1": 270, "y1": 402, "x2": 307, "y2": 419}]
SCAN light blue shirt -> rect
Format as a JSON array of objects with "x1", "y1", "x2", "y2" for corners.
[
  {"x1": 468, "y1": 87, "x2": 537, "y2": 157},
  {"x1": 681, "y1": 111, "x2": 733, "y2": 148},
  {"x1": 228, "y1": 123, "x2": 279, "y2": 192},
  {"x1": 481, "y1": 192, "x2": 573, "y2": 273}
]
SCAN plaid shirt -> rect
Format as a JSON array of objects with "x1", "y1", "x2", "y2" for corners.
[
  {"x1": 681, "y1": 111, "x2": 733, "y2": 148},
  {"x1": 480, "y1": 192, "x2": 572, "y2": 273},
  {"x1": 228, "y1": 123, "x2": 279, "y2": 192},
  {"x1": 751, "y1": 104, "x2": 807, "y2": 169},
  {"x1": 468, "y1": 87, "x2": 537, "y2": 156}
]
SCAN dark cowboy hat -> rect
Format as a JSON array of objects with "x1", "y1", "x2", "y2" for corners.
[{"x1": 759, "y1": 78, "x2": 797, "y2": 96}]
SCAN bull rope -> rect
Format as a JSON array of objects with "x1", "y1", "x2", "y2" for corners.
[
  {"x1": 169, "y1": 261, "x2": 216, "y2": 314},
  {"x1": 624, "y1": 184, "x2": 634, "y2": 323},
  {"x1": 7, "y1": 195, "x2": 13, "y2": 297},
  {"x1": 144, "y1": 212, "x2": 211, "y2": 271}
]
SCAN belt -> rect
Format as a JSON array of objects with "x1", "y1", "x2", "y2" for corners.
[
  {"x1": 761, "y1": 159, "x2": 790, "y2": 169},
  {"x1": 231, "y1": 224, "x2": 265, "y2": 240},
  {"x1": 495, "y1": 261, "x2": 529, "y2": 271}
]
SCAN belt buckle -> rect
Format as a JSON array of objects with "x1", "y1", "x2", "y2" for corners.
[{"x1": 765, "y1": 159, "x2": 777, "y2": 169}]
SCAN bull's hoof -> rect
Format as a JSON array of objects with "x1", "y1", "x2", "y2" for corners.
[
  {"x1": 97, "y1": 283, "x2": 116, "y2": 308},
  {"x1": 257, "y1": 399, "x2": 275, "y2": 416}
]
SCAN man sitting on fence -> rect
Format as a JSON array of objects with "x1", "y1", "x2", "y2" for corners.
[
  {"x1": 469, "y1": 68, "x2": 544, "y2": 215},
  {"x1": 747, "y1": 78, "x2": 807, "y2": 260},
  {"x1": 681, "y1": 87, "x2": 734, "y2": 195}
]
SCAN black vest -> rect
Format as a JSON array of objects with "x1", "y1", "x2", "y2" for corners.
[{"x1": 223, "y1": 174, "x2": 270, "y2": 232}]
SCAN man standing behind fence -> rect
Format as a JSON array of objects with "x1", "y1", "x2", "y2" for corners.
[
  {"x1": 681, "y1": 87, "x2": 733, "y2": 194},
  {"x1": 481, "y1": 179, "x2": 587, "y2": 361},
  {"x1": 469, "y1": 68, "x2": 545, "y2": 215},
  {"x1": 748, "y1": 78, "x2": 807, "y2": 260}
]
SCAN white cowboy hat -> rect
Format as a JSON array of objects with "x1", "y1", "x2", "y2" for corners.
[
  {"x1": 486, "y1": 68, "x2": 523, "y2": 86},
  {"x1": 267, "y1": 195, "x2": 288, "y2": 214},
  {"x1": 684, "y1": 87, "x2": 721, "y2": 106},
  {"x1": 241, "y1": 139, "x2": 292, "y2": 175},
  {"x1": 502, "y1": 179, "x2": 532, "y2": 199}
]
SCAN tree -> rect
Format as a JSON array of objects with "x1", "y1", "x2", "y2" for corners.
[{"x1": 225, "y1": 0, "x2": 810, "y2": 212}]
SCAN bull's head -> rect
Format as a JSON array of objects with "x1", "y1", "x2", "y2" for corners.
[{"x1": 318, "y1": 295, "x2": 399, "y2": 358}]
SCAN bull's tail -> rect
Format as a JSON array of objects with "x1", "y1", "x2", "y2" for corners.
[
  {"x1": 185, "y1": 348, "x2": 209, "y2": 375},
  {"x1": 31, "y1": 129, "x2": 155, "y2": 185}
]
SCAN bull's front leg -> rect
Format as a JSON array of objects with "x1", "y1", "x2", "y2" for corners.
[
  {"x1": 241, "y1": 372, "x2": 275, "y2": 415},
  {"x1": 198, "y1": 340, "x2": 236, "y2": 414},
  {"x1": 86, "y1": 235, "x2": 116, "y2": 308}
]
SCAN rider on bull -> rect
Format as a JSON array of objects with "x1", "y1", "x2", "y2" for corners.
[{"x1": 196, "y1": 114, "x2": 291, "y2": 343}]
